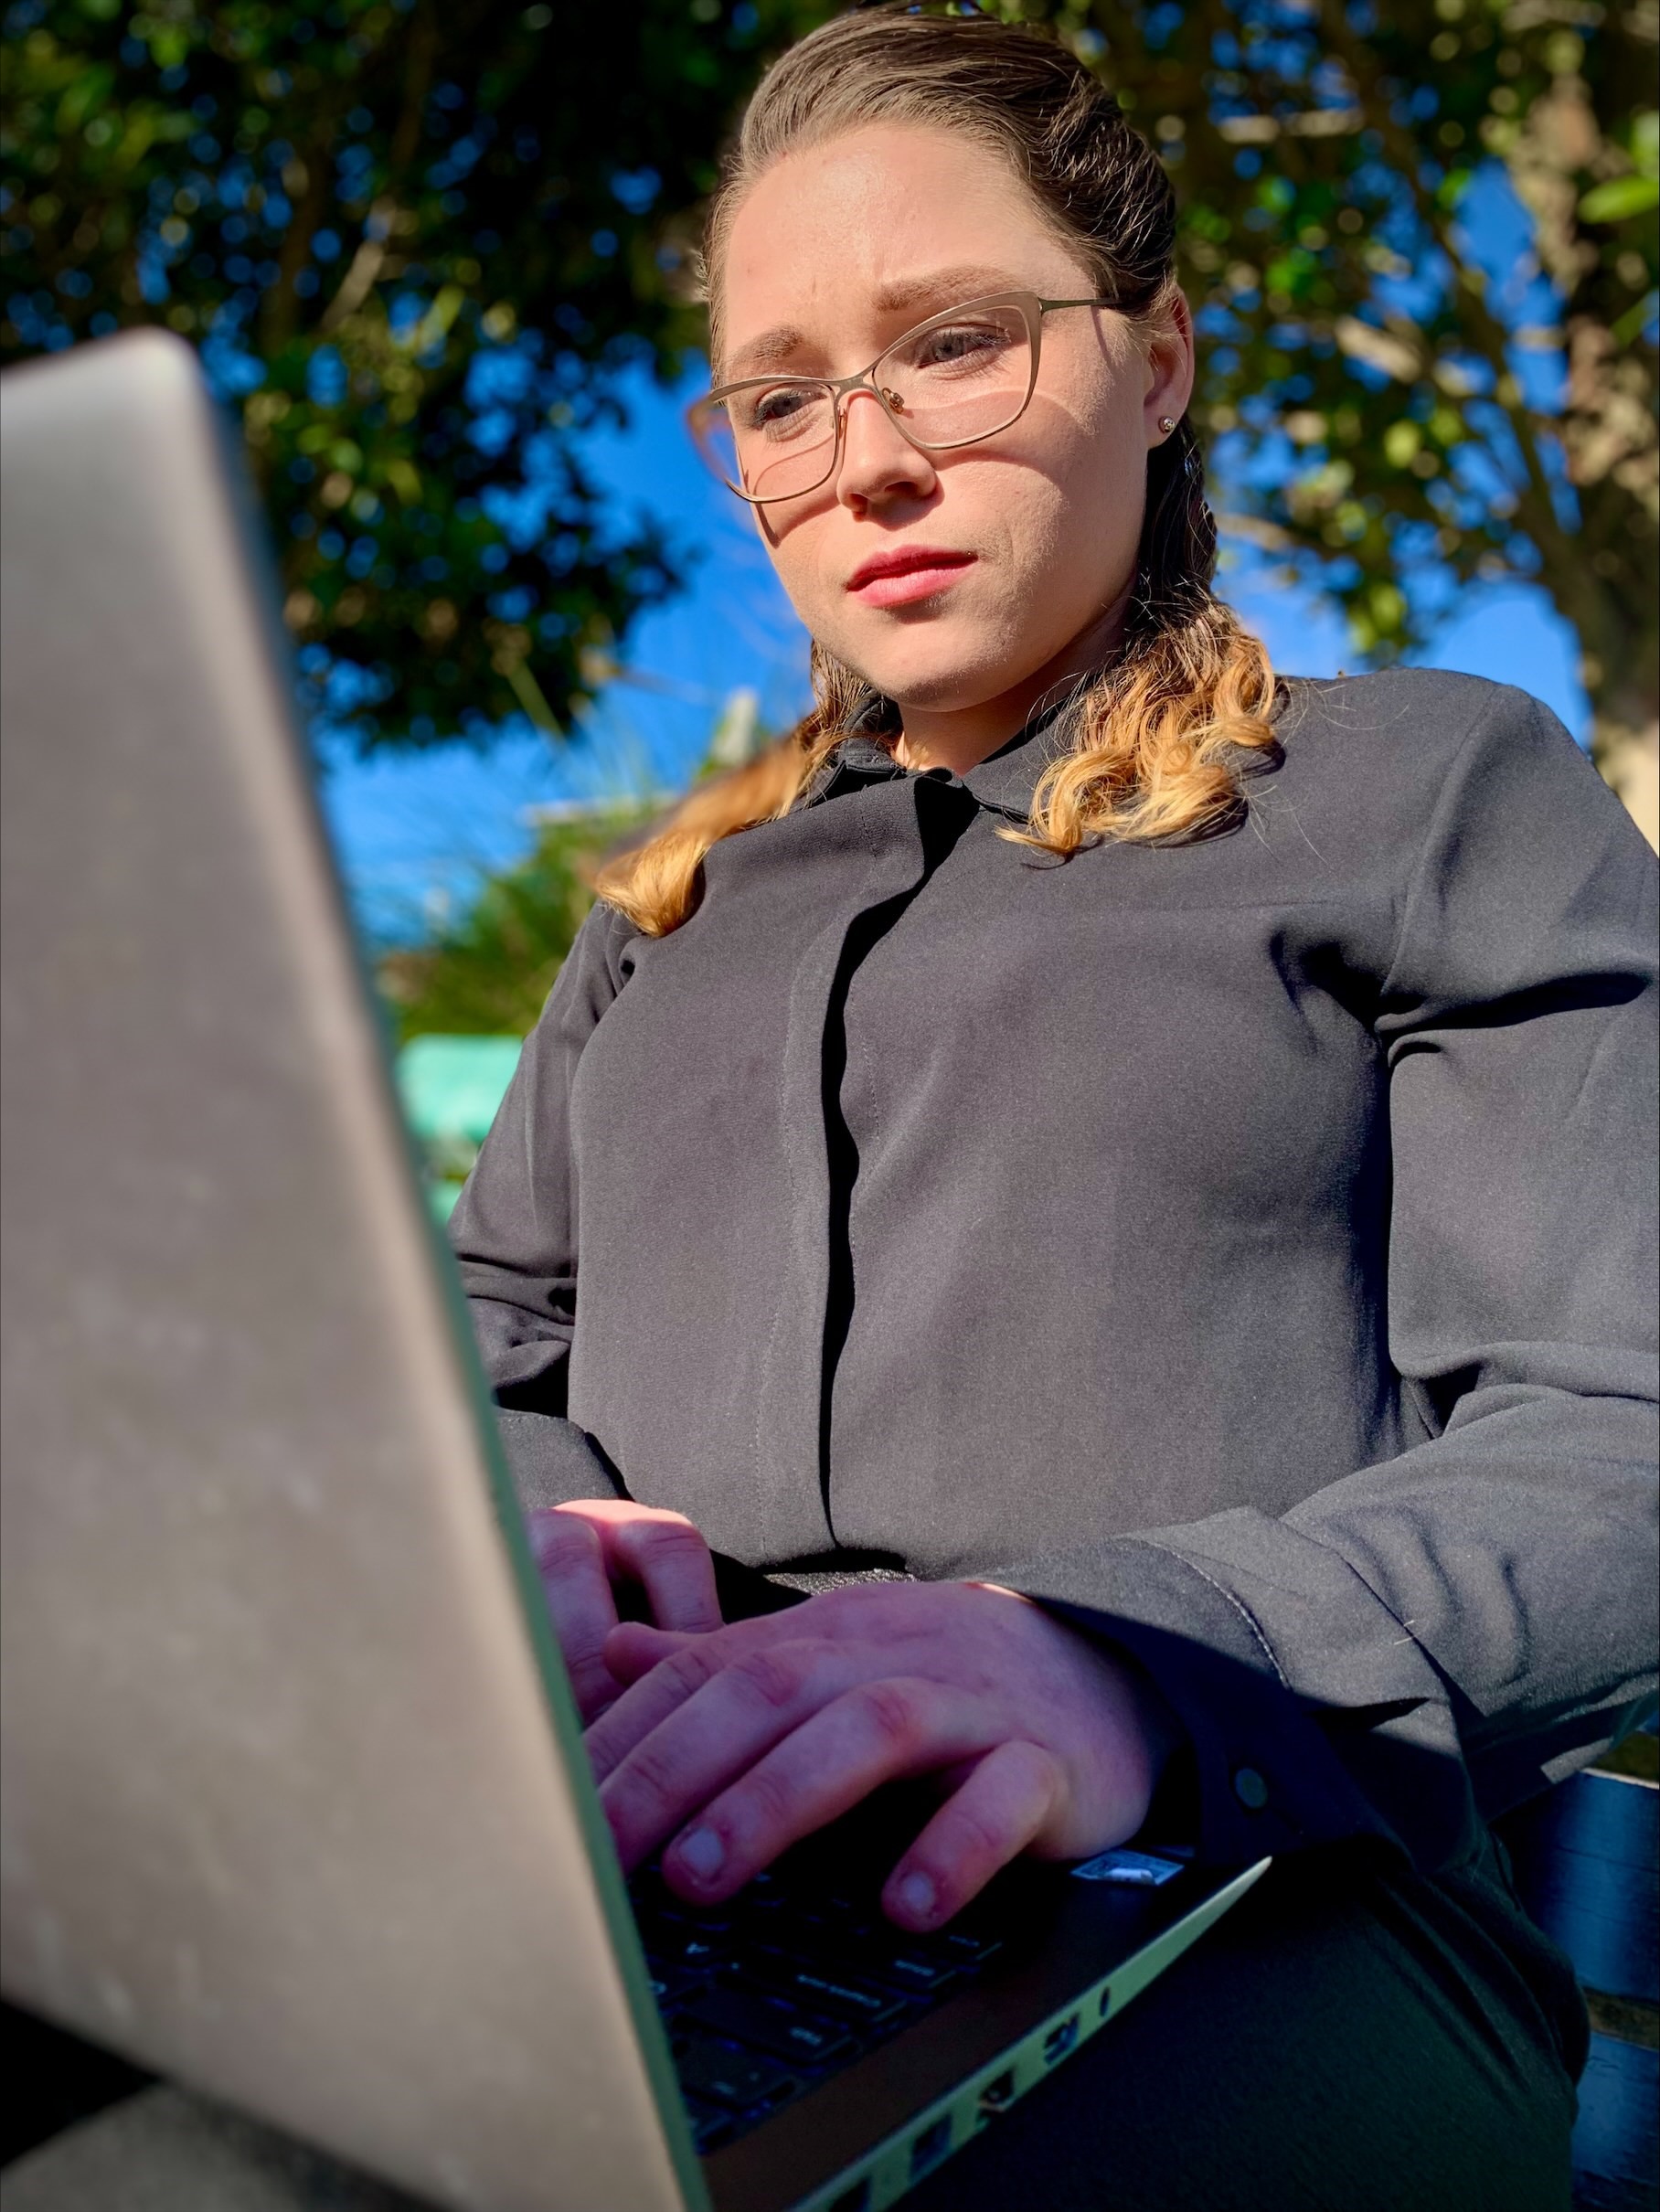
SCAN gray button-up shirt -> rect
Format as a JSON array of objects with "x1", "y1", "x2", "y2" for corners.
[{"x1": 450, "y1": 665, "x2": 1658, "y2": 1888}]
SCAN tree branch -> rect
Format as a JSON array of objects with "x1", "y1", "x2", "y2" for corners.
[
  {"x1": 1313, "y1": 0, "x2": 1583, "y2": 579},
  {"x1": 260, "y1": 114, "x2": 341, "y2": 356}
]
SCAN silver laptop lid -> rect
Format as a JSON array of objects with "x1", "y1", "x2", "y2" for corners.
[{"x1": 0, "y1": 331, "x2": 702, "y2": 2212}]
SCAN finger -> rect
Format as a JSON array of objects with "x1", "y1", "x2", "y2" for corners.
[
  {"x1": 604, "y1": 1590, "x2": 884, "y2": 1674},
  {"x1": 528, "y1": 1509, "x2": 624, "y2": 1725},
  {"x1": 880, "y1": 1739, "x2": 1062, "y2": 1930},
  {"x1": 586, "y1": 1610, "x2": 833, "y2": 1783},
  {"x1": 584, "y1": 1632, "x2": 729, "y2": 1786},
  {"x1": 599, "y1": 1637, "x2": 860, "y2": 1869},
  {"x1": 657, "y1": 1676, "x2": 996, "y2": 1906},
  {"x1": 601, "y1": 1512, "x2": 722, "y2": 1635},
  {"x1": 602, "y1": 1621, "x2": 694, "y2": 1686}
]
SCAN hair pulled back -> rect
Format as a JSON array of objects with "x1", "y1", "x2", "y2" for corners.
[{"x1": 596, "y1": 1, "x2": 1283, "y2": 936}]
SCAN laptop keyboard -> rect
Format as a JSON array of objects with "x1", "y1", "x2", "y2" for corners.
[{"x1": 630, "y1": 1857, "x2": 1007, "y2": 2154}]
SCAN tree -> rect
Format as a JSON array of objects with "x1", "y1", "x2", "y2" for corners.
[
  {"x1": 0, "y1": 0, "x2": 818, "y2": 750},
  {"x1": 377, "y1": 801, "x2": 648, "y2": 1039},
  {"x1": 377, "y1": 0, "x2": 1656, "y2": 1042},
  {"x1": 1000, "y1": 0, "x2": 1657, "y2": 830},
  {"x1": 379, "y1": 687, "x2": 769, "y2": 1036},
  {"x1": 7, "y1": 0, "x2": 1652, "y2": 833}
]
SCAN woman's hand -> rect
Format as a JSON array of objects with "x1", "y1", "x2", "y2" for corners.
[
  {"x1": 527, "y1": 1500, "x2": 723, "y2": 1724},
  {"x1": 587, "y1": 1579, "x2": 1181, "y2": 1930}
]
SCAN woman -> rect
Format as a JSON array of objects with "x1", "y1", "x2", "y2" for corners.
[{"x1": 451, "y1": 5, "x2": 1658, "y2": 2205}]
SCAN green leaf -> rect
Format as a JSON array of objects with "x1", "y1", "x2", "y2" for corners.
[
  {"x1": 1579, "y1": 175, "x2": 1660, "y2": 224},
  {"x1": 1367, "y1": 580, "x2": 1407, "y2": 633},
  {"x1": 1435, "y1": 165, "x2": 1472, "y2": 212},
  {"x1": 7, "y1": 0, "x2": 1651, "y2": 760},
  {"x1": 1383, "y1": 420, "x2": 1421, "y2": 466},
  {"x1": 1610, "y1": 289, "x2": 1658, "y2": 347},
  {"x1": 55, "y1": 61, "x2": 113, "y2": 133}
]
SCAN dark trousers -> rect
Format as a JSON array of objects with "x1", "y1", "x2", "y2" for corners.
[
  {"x1": 911, "y1": 1844, "x2": 1583, "y2": 2212},
  {"x1": 3, "y1": 1847, "x2": 1582, "y2": 2212}
]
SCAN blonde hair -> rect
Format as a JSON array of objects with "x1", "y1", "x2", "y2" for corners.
[{"x1": 596, "y1": 1, "x2": 1283, "y2": 936}]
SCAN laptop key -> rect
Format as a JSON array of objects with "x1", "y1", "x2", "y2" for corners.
[
  {"x1": 841, "y1": 1945, "x2": 958, "y2": 1997},
  {"x1": 680, "y1": 2093, "x2": 738, "y2": 2154},
  {"x1": 738, "y1": 1953, "x2": 910, "y2": 2030},
  {"x1": 649, "y1": 1927, "x2": 727, "y2": 1972},
  {"x1": 835, "y1": 1909, "x2": 1006, "y2": 1969},
  {"x1": 764, "y1": 1897, "x2": 998, "y2": 1966},
  {"x1": 747, "y1": 1912, "x2": 962, "y2": 1998},
  {"x1": 935, "y1": 1928, "x2": 1004, "y2": 1964},
  {"x1": 645, "y1": 1958, "x2": 708, "y2": 2008},
  {"x1": 683, "y1": 1985, "x2": 856, "y2": 2068},
  {"x1": 673, "y1": 2032, "x2": 801, "y2": 2114},
  {"x1": 647, "y1": 1897, "x2": 737, "y2": 1936}
]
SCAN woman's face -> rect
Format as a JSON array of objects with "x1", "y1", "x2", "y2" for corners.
[{"x1": 717, "y1": 122, "x2": 1195, "y2": 748}]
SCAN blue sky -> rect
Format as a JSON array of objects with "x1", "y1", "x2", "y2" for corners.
[{"x1": 316, "y1": 331, "x2": 1593, "y2": 950}]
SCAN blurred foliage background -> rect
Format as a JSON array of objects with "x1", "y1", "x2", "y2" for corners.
[
  {"x1": 378, "y1": 804, "x2": 644, "y2": 1035},
  {"x1": 2, "y1": 0, "x2": 805, "y2": 743},
  {"x1": 1039, "y1": 0, "x2": 1659, "y2": 824},
  {"x1": 5, "y1": 0, "x2": 1656, "y2": 1058}
]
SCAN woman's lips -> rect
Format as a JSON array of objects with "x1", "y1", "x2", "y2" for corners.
[{"x1": 847, "y1": 554, "x2": 976, "y2": 607}]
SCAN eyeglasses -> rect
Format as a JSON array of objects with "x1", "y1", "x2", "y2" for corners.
[{"x1": 685, "y1": 288, "x2": 1116, "y2": 506}]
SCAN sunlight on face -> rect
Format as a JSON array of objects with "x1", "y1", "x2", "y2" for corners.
[{"x1": 718, "y1": 122, "x2": 1193, "y2": 736}]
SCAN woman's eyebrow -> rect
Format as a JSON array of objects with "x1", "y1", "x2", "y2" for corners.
[
  {"x1": 723, "y1": 329, "x2": 808, "y2": 378},
  {"x1": 722, "y1": 264, "x2": 1028, "y2": 379},
  {"x1": 872, "y1": 262, "x2": 1031, "y2": 320}
]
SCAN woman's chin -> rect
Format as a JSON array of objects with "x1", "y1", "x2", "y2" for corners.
[{"x1": 840, "y1": 627, "x2": 1017, "y2": 713}]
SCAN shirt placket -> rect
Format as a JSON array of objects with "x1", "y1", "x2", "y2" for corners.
[{"x1": 748, "y1": 763, "x2": 980, "y2": 1558}]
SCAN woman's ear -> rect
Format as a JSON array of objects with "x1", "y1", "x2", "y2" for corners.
[{"x1": 1143, "y1": 288, "x2": 1197, "y2": 441}]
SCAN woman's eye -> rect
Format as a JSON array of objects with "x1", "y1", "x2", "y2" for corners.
[
  {"x1": 914, "y1": 323, "x2": 1008, "y2": 369},
  {"x1": 744, "y1": 385, "x2": 822, "y2": 434}
]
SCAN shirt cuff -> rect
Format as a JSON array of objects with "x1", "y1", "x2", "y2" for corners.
[
  {"x1": 492, "y1": 1407, "x2": 627, "y2": 1514},
  {"x1": 995, "y1": 1532, "x2": 1479, "y2": 1873}
]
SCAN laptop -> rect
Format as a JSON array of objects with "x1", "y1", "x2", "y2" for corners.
[{"x1": 0, "y1": 330, "x2": 1269, "y2": 2212}]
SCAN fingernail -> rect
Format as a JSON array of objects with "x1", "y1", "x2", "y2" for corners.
[
  {"x1": 676, "y1": 1827, "x2": 726, "y2": 1883},
  {"x1": 897, "y1": 1870, "x2": 936, "y2": 1923}
]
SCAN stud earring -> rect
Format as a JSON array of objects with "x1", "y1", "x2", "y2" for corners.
[{"x1": 1158, "y1": 415, "x2": 1176, "y2": 434}]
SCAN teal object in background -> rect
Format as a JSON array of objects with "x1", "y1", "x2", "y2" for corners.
[
  {"x1": 394, "y1": 1035, "x2": 524, "y2": 1221},
  {"x1": 396, "y1": 1035, "x2": 525, "y2": 1142}
]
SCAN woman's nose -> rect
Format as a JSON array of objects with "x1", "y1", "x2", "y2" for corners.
[{"x1": 835, "y1": 384, "x2": 937, "y2": 505}]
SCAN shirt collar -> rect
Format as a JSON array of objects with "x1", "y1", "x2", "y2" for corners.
[
  {"x1": 959, "y1": 693, "x2": 1078, "y2": 818},
  {"x1": 812, "y1": 689, "x2": 1082, "y2": 823}
]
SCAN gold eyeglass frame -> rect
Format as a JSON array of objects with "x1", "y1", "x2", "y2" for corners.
[{"x1": 685, "y1": 288, "x2": 1117, "y2": 505}]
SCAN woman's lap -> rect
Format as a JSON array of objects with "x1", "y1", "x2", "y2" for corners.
[
  {"x1": 906, "y1": 1847, "x2": 1580, "y2": 2212},
  {"x1": 2, "y1": 1849, "x2": 1580, "y2": 2212}
]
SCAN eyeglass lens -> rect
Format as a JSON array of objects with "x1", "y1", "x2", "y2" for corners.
[{"x1": 702, "y1": 301, "x2": 1034, "y2": 501}]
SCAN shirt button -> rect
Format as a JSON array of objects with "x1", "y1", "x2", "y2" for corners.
[{"x1": 1232, "y1": 1767, "x2": 1269, "y2": 1812}]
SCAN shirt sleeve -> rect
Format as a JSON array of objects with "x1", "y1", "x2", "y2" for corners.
[
  {"x1": 995, "y1": 688, "x2": 1660, "y2": 1877},
  {"x1": 447, "y1": 899, "x2": 633, "y2": 1511}
]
